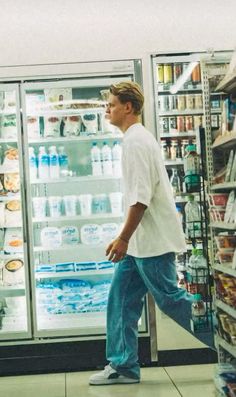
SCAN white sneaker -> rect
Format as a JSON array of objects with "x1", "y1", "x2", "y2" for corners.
[{"x1": 89, "y1": 364, "x2": 140, "y2": 385}]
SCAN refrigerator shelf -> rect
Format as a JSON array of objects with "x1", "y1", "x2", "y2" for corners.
[
  {"x1": 32, "y1": 213, "x2": 124, "y2": 223},
  {"x1": 37, "y1": 310, "x2": 106, "y2": 330},
  {"x1": 215, "y1": 299, "x2": 236, "y2": 320},
  {"x1": 157, "y1": 84, "x2": 202, "y2": 92},
  {"x1": 158, "y1": 109, "x2": 203, "y2": 117},
  {"x1": 30, "y1": 175, "x2": 121, "y2": 184},
  {"x1": 34, "y1": 244, "x2": 105, "y2": 252},
  {"x1": 0, "y1": 253, "x2": 24, "y2": 259},
  {"x1": 160, "y1": 132, "x2": 196, "y2": 138},
  {"x1": 164, "y1": 159, "x2": 184, "y2": 166},
  {"x1": 35, "y1": 268, "x2": 114, "y2": 279},
  {"x1": 0, "y1": 138, "x2": 18, "y2": 144},
  {"x1": 0, "y1": 193, "x2": 21, "y2": 201},
  {"x1": 210, "y1": 222, "x2": 236, "y2": 230},
  {"x1": 27, "y1": 107, "x2": 105, "y2": 118},
  {"x1": 0, "y1": 286, "x2": 25, "y2": 297},
  {"x1": 28, "y1": 133, "x2": 122, "y2": 144}
]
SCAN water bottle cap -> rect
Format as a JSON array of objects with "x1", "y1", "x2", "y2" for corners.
[
  {"x1": 92, "y1": 142, "x2": 97, "y2": 146},
  {"x1": 193, "y1": 293, "x2": 202, "y2": 301}
]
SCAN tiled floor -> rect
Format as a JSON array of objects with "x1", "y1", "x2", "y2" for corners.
[{"x1": 0, "y1": 364, "x2": 216, "y2": 397}]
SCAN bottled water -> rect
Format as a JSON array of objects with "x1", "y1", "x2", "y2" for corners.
[
  {"x1": 58, "y1": 146, "x2": 69, "y2": 177},
  {"x1": 184, "y1": 144, "x2": 201, "y2": 192},
  {"x1": 170, "y1": 168, "x2": 181, "y2": 197},
  {"x1": 38, "y1": 146, "x2": 49, "y2": 179},
  {"x1": 49, "y1": 146, "x2": 60, "y2": 179},
  {"x1": 28, "y1": 146, "x2": 37, "y2": 179},
  {"x1": 111, "y1": 141, "x2": 122, "y2": 177},
  {"x1": 101, "y1": 142, "x2": 113, "y2": 176},
  {"x1": 184, "y1": 195, "x2": 201, "y2": 239},
  {"x1": 90, "y1": 142, "x2": 102, "y2": 176}
]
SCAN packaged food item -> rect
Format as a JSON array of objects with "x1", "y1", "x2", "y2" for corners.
[
  {"x1": 208, "y1": 193, "x2": 229, "y2": 207},
  {"x1": 5, "y1": 200, "x2": 22, "y2": 227},
  {"x1": 217, "y1": 250, "x2": 235, "y2": 264},
  {"x1": 27, "y1": 117, "x2": 40, "y2": 139},
  {"x1": 4, "y1": 173, "x2": 20, "y2": 192},
  {"x1": 2, "y1": 147, "x2": 19, "y2": 172},
  {"x1": 2, "y1": 259, "x2": 24, "y2": 286},
  {"x1": 61, "y1": 226, "x2": 79, "y2": 245},
  {"x1": 0, "y1": 202, "x2": 4, "y2": 227},
  {"x1": 4, "y1": 228, "x2": 23, "y2": 253},
  {"x1": 215, "y1": 235, "x2": 236, "y2": 249},
  {"x1": 101, "y1": 223, "x2": 119, "y2": 243},
  {"x1": 40, "y1": 227, "x2": 62, "y2": 248},
  {"x1": 44, "y1": 117, "x2": 61, "y2": 138},
  {"x1": 75, "y1": 262, "x2": 97, "y2": 271},
  {"x1": 44, "y1": 88, "x2": 72, "y2": 110},
  {"x1": 1, "y1": 115, "x2": 17, "y2": 139},
  {"x1": 80, "y1": 224, "x2": 102, "y2": 245},
  {"x1": 55, "y1": 262, "x2": 75, "y2": 272},
  {"x1": 81, "y1": 113, "x2": 98, "y2": 134},
  {"x1": 224, "y1": 191, "x2": 235, "y2": 223},
  {"x1": 63, "y1": 116, "x2": 81, "y2": 136}
]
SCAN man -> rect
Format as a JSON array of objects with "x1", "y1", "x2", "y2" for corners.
[{"x1": 89, "y1": 81, "x2": 213, "y2": 386}]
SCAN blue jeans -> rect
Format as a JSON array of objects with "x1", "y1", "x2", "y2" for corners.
[{"x1": 106, "y1": 252, "x2": 214, "y2": 379}]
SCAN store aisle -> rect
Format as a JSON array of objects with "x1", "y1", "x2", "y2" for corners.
[{"x1": 0, "y1": 364, "x2": 215, "y2": 397}]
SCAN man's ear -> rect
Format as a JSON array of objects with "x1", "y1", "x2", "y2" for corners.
[{"x1": 125, "y1": 101, "x2": 133, "y2": 114}]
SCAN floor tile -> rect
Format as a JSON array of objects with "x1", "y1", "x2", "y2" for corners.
[
  {"x1": 165, "y1": 364, "x2": 215, "y2": 397},
  {"x1": 0, "y1": 373, "x2": 65, "y2": 397},
  {"x1": 66, "y1": 367, "x2": 181, "y2": 397}
]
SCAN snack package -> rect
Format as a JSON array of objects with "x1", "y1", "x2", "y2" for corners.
[
  {"x1": 4, "y1": 228, "x2": 24, "y2": 254},
  {"x1": 2, "y1": 147, "x2": 19, "y2": 172},
  {"x1": 63, "y1": 116, "x2": 81, "y2": 136},
  {"x1": 44, "y1": 88, "x2": 72, "y2": 110},
  {"x1": 2, "y1": 259, "x2": 24, "y2": 286},
  {"x1": 4, "y1": 173, "x2": 20, "y2": 193},
  {"x1": 0, "y1": 202, "x2": 4, "y2": 227},
  {"x1": 4, "y1": 200, "x2": 22, "y2": 227},
  {"x1": 1, "y1": 115, "x2": 17, "y2": 139},
  {"x1": 61, "y1": 226, "x2": 79, "y2": 245}
]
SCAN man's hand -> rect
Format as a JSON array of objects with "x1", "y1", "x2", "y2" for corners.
[{"x1": 106, "y1": 237, "x2": 128, "y2": 263}]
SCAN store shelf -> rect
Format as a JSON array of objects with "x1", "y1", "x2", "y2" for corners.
[
  {"x1": 27, "y1": 106, "x2": 106, "y2": 118},
  {"x1": 0, "y1": 109, "x2": 16, "y2": 115},
  {"x1": 159, "y1": 109, "x2": 203, "y2": 117},
  {"x1": 157, "y1": 84, "x2": 202, "y2": 93},
  {"x1": 216, "y1": 72, "x2": 236, "y2": 94},
  {"x1": 0, "y1": 253, "x2": 24, "y2": 260},
  {"x1": 211, "y1": 182, "x2": 236, "y2": 190},
  {"x1": 0, "y1": 138, "x2": 18, "y2": 144},
  {"x1": 0, "y1": 286, "x2": 25, "y2": 297},
  {"x1": 33, "y1": 212, "x2": 123, "y2": 223},
  {"x1": 210, "y1": 222, "x2": 236, "y2": 230},
  {"x1": 29, "y1": 133, "x2": 122, "y2": 144},
  {"x1": 34, "y1": 244, "x2": 104, "y2": 253},
  {"x1": 215, "y1": 299, "x2": 236, "y2": 319},
  {"x1": 160, "y1": 132, "x2": 196, "y2": 138},
  {"x1": 0, "y1": 193, "x2": 21, "y2": 201},
  {"x1": 30, "y1": 175, "x2": 121, "y2": 185},
  {"x1": 164, "y1": 159, "x2": 184, "y2": 166},
  {"x1": 35, "y1": 268, "x2": 114, "y2": 279},
  {"x1": 216, "y1": 334, "x2": 236, "y2": 358},
  {"x1": 212, "y1": 132, "x2": 236, "y2": 149},
  {"x1": 213, "y1": 263, "x2": 236, "y2": 277},
  {"x1": 0, "y1": 166, "x2": 19, "y2": 173}
]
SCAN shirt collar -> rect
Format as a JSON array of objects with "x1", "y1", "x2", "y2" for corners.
[{"x1": 123, "y1": 123, "x2": 142, "y2": 141}]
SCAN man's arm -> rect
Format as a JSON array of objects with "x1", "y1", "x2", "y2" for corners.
[{"x1": 106, "y1": 202, "x2": 147, "y2": 262}]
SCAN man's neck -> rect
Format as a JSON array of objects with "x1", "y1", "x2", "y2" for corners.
[{"x1": 120, "y1": 116, "x2": 141, "y2": 133}]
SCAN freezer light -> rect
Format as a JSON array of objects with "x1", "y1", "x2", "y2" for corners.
[{"x1": 170, "y1": 61, "x2": 198, "y2": 94}]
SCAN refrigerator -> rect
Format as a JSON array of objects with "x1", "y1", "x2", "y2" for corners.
[{"x1": 0, "y1": 60, "x2": 153, "y2": 375}]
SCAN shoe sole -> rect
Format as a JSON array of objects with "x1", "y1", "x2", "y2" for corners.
[{"x1": 89, "y1": 378, "x2": 140, "y2": 385}]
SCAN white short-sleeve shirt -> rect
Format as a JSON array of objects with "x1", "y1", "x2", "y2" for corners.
[{"x1": 122, "y1": 123, "x2": 186, "y2": 258}]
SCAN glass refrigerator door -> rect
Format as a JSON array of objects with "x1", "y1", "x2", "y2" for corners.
[
  {"x1": 0, "y1": 84, "x2": 31, "y2": 340},
  {"x1": 21, "y1": 77, "x2": 148, "y2": 338}
]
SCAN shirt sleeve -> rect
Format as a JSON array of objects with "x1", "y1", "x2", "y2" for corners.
[{"x1": 125, "y1": 143, "x2": 160, "y2": 208}]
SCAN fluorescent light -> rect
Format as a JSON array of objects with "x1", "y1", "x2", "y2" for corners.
[{"x1": 170, "y1": 62, "x2": 198, "y2": 94}]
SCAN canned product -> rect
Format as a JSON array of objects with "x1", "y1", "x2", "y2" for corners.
[
  {"x1": 182, "y1": 63, "x2": 191, "y2": 84},
  {"x1": 193, "y1": 115, "x2": 202, "y2": 130},
  {"x1": 158, "y1": 95, "x2": 169, "y2": 111},
  {"x1": 177, "y1": 116, "x2": 185, "y2": 132},
  {"x1": 169, "y1": 116, "x2": 177, "y2": 132},
  {"x1": 157, "y1": 64, "x2": 164, "y2": 83},
  {"x1": 169, "y1": 95, "x2": 177, "y2": 110},
  {"x1": 177, "y1": 95, "x2": 186, "y2": 111},
  {"x1": 185, "y1": 116, "x2": 193, "y2": 131},
  {"x1": 170, "y1": 141, "x2": 178, "y2": 160},
  {"x1": 186, "y1": 95, "x2": 194, "y2": 110},
  {"x1": 163, "y1": 64, "x2": 173, "y2": 84},
  {"x1": 195, "y1": 94, "x2": 203, "y2": 109},
  {"x1": 191, "y1": 64, "x2": 201, "y2": 84},
  {"x1": 159, "y1": 117, "x2": 169, "y2": 133},
  {"x1": 173, "y1": 63, "x2": 183, "y2": 82},
  {"x1": 211, "y1": 115, "x2": 219, "y2": 129}
]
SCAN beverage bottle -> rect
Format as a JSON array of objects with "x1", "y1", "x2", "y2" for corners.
[
  {"x1": 90, "y1": 142, "x2": 102, "y2": 176},
  {"x1": 28, "y1": 146, "x2": 38, "y2": 179},
  {"x1": 111, "y1": 141, "x2": 122, "y2": 177},
  {"x1": 38, "y1": 146, "x2": 49, "y2": 179},
  {"x1": 183, "y1": 144, "x2": 200, "y2": 192},
  {"x1": 187, "y1": 248, "x2": 198, "y2": 283},
  {"x1": 170, "y1": 168, "x2": 181, "y2": 197},
  {"x1": 58, "y1": 146, "x2": 69, "y2": 177},
  {"x1": 184, "y1": 195, "x2": 201, "y2": 239},
  {"x1": 101, "y1": 142, "x2": 113, "y2": 176},
  {"x1": 194, "y1": 249, "x2": 208, "y2": 284},
  {"x1": 49, "y1": 145, "x2": 60, "y2": 179}
]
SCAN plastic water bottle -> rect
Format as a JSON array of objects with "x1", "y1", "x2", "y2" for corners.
[
  {"x1": 194, "y1": 249, "x2": 208, "y2": 283},
  {"x1": 58, "y1": 146, "x2": 69, "y2": 177},
  {"x1": 184, "y1": 144, "x2": 201, "y2": 192},
  {"x1": 38, "y1": 146, "x2": 49, "y2": 179},
  {"x1": 28, "y1": 146, "x2": 38, "y2": 179},
  {"x1": 101, "y1": 142, "x2": 113, "y2": 176},
  {"x1": 170, "y1": 168, "x2": 181, "y2": 197},
  {"x1": 184, "y1": 195, "x2": 201, "y2": 239},
  {"x1": 49, "y1": 146, "x2": 60, "y2": 179},
  {"x1": 90, "y1": 142, "x2": 102, "y2": 176},
  {"x1": 111, "y1": 141, "x2": 122, "y2": 177}
]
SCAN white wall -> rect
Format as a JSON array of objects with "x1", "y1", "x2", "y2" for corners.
[{"x1": 0, "y1": 0, "x2": 235, "y2": 67}]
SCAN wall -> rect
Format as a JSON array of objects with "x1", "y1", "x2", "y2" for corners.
[{"x1": 0, "y1": 0, "x2": 235, "y2": 67}]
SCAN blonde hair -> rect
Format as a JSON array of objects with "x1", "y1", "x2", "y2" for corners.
[{"x1": 109, "y1": 81, "x2": 144, "y2": 115}]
